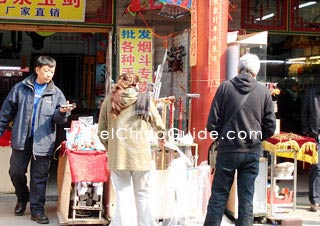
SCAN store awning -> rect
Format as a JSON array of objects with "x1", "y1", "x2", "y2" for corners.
[{"x1": 0, "y1": 23, "x2": 111, "y2": 33}]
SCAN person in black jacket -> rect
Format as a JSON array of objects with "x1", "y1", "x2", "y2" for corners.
[
  {"x1": 204, "y1": 53, "x2": 276, "y2": 226},
  {"x1": 277, "y1": 78, "x2": 302, "y2": 134},
  {"x1": 301, "y1": 85, "x2": 320, "y2": 212},
  {"x1": 0, "y1": 56, "x2": 76, "y2": 224}
]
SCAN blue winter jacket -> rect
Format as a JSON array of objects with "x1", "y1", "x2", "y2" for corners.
[{"x1": 0, "y1": 74, "x2": 70, "y2": 156}]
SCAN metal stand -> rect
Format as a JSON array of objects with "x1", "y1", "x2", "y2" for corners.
[{"x1": 269, "y1": 149, "x2": 297, "y2": 218}]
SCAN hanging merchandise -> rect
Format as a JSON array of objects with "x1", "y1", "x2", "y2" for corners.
[
  {"x1": 125, "y1": 0, "x2": 162, "y2": 14},
  {"x1": 158, "y1": 0, "x2": 191, "y2": 19},
  {"x1": 159, "y1": 0, "x2": 192, "y2": 10},
  {"x1": 158, "y1": 4, "x2": 190, "y2": 19},
  {"x1": 167, "y1": 45, "x2": 186, "y2": 73},
  {"x1": 57, "y1": 116, "x2": 109, "y2": 225},
  {"x1": 26, "y1": 32, "x2": 47, "y2": 50}
]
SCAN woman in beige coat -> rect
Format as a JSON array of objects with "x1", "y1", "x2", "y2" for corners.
[{"x1": 98, "y1": 72, "x2": 166, "y2": 226}]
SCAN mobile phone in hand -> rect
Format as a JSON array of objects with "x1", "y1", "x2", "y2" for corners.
[{"x1": 61, "y1": 103, "x2": 76, "y2": 108}]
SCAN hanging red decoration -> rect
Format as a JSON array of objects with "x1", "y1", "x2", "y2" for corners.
[
  {"x1": 159, "y1": 0, "x2": 192, "y2": 10},
  {"x1": 126, "y1": 0, "x2": 162, "y2": 14}
]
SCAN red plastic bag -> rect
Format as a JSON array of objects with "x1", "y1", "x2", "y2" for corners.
[
  {"x1": 67, "y1": 150, "x2": 109, "y2": 182},
  {"x1": 0, "y1": 130, "x2": 11, "y2": 147}
]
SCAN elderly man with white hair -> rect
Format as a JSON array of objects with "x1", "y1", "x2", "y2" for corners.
[{"x1": 204, "y1": 53, "x2": 276, "y2": 226}]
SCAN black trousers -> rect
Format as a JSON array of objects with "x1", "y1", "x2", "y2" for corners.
[
  {"x1": 309, "y1": 148, "x2": 320, "y2": 205},
  {"x1": 9, "y1": 137, "x2": 51, "y2": 215}
]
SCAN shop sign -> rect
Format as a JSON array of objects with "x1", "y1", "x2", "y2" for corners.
[
  {"x1": 0, "y1": 0, "x2": 85, "y2": 22},
  {"x1": 50, "y1": 33, "x2": 86, "y2": 43},
  {"x1": 118, "y1": 27, "x2": 153, "y2": 92}
]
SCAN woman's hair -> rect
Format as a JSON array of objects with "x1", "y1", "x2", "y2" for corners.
[{"x1": 110, "y1": 72, "x2": 139, "y2": 118}]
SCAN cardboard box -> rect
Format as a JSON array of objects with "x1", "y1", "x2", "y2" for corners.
[{"x1": 0, "y1": 147, "x2": 30, "y2": 193}]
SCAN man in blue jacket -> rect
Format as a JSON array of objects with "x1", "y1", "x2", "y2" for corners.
[
  {"x1": 204, "y1": 53, "x2": 276, "y2": 226},
  {"x1": 0, "y1": 56, "x2": 75, "y2": 224}
]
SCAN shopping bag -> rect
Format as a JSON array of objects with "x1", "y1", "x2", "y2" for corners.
[{"x1": 207, "y1": 140, "x2": 218, "y2": 173}]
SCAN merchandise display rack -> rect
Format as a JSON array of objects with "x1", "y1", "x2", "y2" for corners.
[{"x1": 268, "y1": 148, "x2": 297, "y2": 220}]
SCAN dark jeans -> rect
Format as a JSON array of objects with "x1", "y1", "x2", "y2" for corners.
[
  {"x1": 9, "y1": 137, "x2": 51, "y2": 215},
  {"x1": 309, "y1": 148, "x2": 320, "y2": 205},
  {"x1": 204, "y1": 152, "x2": 260, "y2": 226}
]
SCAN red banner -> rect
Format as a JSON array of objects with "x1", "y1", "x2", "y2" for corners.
[{"x1": 208, "y1": 0, "x2": 221, "y2": 87}]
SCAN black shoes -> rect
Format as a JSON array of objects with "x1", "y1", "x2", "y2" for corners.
[
  {"x1": 14, "y1": 201, "x2": 28, "y2": 216},
  {"x1": 31, "y1": 213, "x2": 49, "y2": 224}
]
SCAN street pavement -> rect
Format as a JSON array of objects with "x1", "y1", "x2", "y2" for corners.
[{"x1": 0, "y1": 169, "x2": 319, "y2": 225}]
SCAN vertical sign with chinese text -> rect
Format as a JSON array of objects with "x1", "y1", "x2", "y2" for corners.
[
  {"x1": 118, "y1": 27, "x2": 153, "y2": 92},
  {"x1": 0, "y1": 0, "x2": 85, "y2": 22},
  {"x1": 190, "y1": 0, "x2": 197, "y2": 67},
  {"x1": 209, "y1": 0, "x2": 221, "y2": 87}
]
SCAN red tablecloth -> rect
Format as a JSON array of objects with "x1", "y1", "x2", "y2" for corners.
[
  {"x1": 262, "y1": 132, "x2": 318, "y2": 164},
  {"x1": 67, "y1": 149, "x2": 109, "y2": 183},
  {"x1": 0, "y1": 130, "x2": 11, "y2": 147}
]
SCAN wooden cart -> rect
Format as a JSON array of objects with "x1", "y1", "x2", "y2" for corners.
[{"x1": 56, "y1": 151, "x2": 110, "y2": 225}]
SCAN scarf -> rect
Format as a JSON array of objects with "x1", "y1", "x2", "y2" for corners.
[{"x1": 135, "y1": 92, "x2": 151, "y2": 120}]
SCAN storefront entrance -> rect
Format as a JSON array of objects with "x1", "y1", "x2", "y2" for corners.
[{"x1": 0, "y1": 26, "x2": 112, "y2": 195}]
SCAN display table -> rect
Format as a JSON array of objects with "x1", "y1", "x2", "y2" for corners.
[
  {"x1": 262, "y1": 132, "x2": 316, "y2": 218},
  {"x1": 262, "y1": 132, "x2": 318, "y2": 164}
]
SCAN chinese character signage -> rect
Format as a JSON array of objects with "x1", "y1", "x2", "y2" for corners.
[
  {"x1": 118, "y1": 27, "x2": 153, "y2": 92},
  {"x1": 190, "y1": 0, "x2": 196, "y2": 66},
  {"x1": 0, "y1": 0, "x2": 86, "y2": 22},
  {"x1": 209, "y1": 0, "x2": 221, "y2": 87}
]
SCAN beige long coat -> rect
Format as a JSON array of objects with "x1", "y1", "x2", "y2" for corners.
[{"x1": 98, "y1": 88, "x2": 165, "y2": 171}]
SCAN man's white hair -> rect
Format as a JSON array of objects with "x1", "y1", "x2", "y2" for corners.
[{"x1": 238, "y1": 53, "x2": 260, "y2": 76}]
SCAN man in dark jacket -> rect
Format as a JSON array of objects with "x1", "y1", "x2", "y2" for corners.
[
  {"x1": 204, "y1": 53, "x2": 276, "y2": 226},
  {"x1": 277, "y1": 78, "x2": 302, "y2": 134},
  {"x1": 301, "y1": 85, "x2": 320, "y2": 212},
  {"x1": 0, "y1": 56, "x2": 75, "y2": 224}
]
